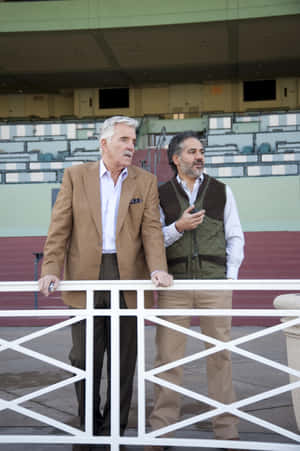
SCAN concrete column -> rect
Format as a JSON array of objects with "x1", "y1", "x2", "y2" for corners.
[{"x1": 273, "y1": 293, "x2": 300, "y2": 430}]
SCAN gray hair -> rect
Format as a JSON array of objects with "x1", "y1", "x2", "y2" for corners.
[{"x1": 99, "y1": 116, "x2": 139, "y2": 153}]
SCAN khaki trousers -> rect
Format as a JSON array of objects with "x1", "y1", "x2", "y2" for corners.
[{"x1": 149, "y1": 289, "x2": 239, "y2": 440}]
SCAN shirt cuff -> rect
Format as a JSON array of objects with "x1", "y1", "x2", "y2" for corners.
[
  {"x1": 170, "y1": 221, "x2": 184, "y2": 239},
  {"x1": 226, "y1": 265, "x2": 239, "y2": 280},
  {"x1": 150, "y1": 270, "x2": 159, "y2": 277}
]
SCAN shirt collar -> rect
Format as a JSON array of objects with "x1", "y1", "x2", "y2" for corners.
[
  {"x1": 100, "y1": 159, "x2": 128, "y2": 180},
  {"x1": 176, "y1": 173, "x2": 204, "y2": 188}
]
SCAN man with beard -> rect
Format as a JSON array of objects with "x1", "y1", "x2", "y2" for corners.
[{"x1": 146, "y1": 131, "x2": 244, "y2": 451}]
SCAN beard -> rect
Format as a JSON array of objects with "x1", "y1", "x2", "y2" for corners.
[{"x1": 179, "y1": 159, "x2": 204, "y2": 179}]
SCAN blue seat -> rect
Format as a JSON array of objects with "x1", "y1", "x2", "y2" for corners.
[
  {"x1": 39, "y1": 152, "x2": 54, "y2": 162},
  {"x1": 241, "y1": 145, "x2": 254, "y2": 154},
  {"x1": 258, "y1": 142, "x2": 272, "y2": 154}
]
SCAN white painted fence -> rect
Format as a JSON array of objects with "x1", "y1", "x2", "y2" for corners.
[{"x1": 1, "y1": 279, "x2": 300, "y2": 450}]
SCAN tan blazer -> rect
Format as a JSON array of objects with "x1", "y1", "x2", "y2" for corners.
[{"x1": 41, "y1": 161, "x2": 167, "y2": 308}]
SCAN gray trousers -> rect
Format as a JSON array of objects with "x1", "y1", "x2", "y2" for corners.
[{"x1": 69, "y1": 254, "x2": 137, "y2": 435}]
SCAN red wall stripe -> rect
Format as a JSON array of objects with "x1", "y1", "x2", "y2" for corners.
[{"x1": 0, "y1": 232, "x2": 299, "y2": 326}]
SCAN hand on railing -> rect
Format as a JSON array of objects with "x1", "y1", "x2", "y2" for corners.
[
  {"x1": 151, "y1": 270, "x2": 173, "y2": 287},
  {"x1": 38, "y1": 275, "x2": 60, "y2": 296}
]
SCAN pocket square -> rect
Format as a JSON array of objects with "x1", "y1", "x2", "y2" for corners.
[{"x1": 130, "y1": 197, "x2": 143, "y2": 204}]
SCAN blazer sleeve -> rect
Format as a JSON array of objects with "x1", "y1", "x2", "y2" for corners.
[
  {"x1": 141, "y1": 175, "x2": 168, "y2": 274},
  {"x1": 40, "y1": 168, "x2": 73, "y2": 278}
]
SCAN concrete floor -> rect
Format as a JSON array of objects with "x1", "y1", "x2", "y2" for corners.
[{"x1": 0, "y1": 324, "x2": 299, "y2": 450}]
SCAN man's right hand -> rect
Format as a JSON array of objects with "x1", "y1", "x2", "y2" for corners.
[
  {"x1": 175, "y1": 205, "x2": 205, "y2": 233},
  {"x1": 38, "y1": 275, "x2": 60, "y2": 297}
]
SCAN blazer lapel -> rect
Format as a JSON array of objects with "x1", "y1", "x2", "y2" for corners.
[
  {"x1": 116, "y1": 166, "x2": 136, "y2": 236},
  {"x1": 83, "y1": 161, "x2": 102, "y2": 240}
]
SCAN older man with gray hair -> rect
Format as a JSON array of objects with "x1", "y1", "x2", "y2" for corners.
[{"x1": 39, "y1": 116, "x2": 172, "y2": 451}]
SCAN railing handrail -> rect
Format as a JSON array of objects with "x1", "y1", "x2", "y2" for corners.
[{"x1": 0, "y1": 278, "x2": 300, "y2": 292}]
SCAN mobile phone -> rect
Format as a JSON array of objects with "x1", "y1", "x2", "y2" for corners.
[{"x1": 48, "y1": 281, "x2": 55, "y2": 292}]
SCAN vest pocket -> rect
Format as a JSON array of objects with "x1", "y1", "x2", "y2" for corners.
[
  {"x1": 197, "y1": 215, "x2": 226, "y2": 257},
  {"x1": 200, "y1": 258, "x2": 226, "y2": 279}
]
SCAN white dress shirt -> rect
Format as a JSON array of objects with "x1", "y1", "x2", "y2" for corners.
[
  {"x1": 160, "y1": 174, "x2": 244, "y2": 279},
  {"x1": 100, "y1": 160, "x2": 128, "y2": 253}
]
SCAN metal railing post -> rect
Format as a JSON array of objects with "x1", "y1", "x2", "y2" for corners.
[
  {"x1": 110, "y1": 286, "x2": 120, "y2": 451},
  {"x1": 32, "y1": 252, "x2": 43, "y2": 309}
]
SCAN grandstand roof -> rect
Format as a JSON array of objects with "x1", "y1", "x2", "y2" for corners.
[{"x1": 0, "y1": 9, "x2": 300, "y2": 94}]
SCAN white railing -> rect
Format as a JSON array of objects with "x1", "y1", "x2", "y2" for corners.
[{"x1": 1, "y1": 279, "x2": 300, "y2": 450}]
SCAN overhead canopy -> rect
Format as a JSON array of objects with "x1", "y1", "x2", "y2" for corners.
[{"x1": 0, "y1": 3, "x2": 299, "y2": 94}]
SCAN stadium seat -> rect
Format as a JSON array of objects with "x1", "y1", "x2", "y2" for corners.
[
  {"x1": 241, "y1": 145, "x2": 254, "y2": 154},
  {"x1": 39, "y1": 152, "x2": 54, "y2": 162},
  {"x1": 258, "y1": 142, "x2": 272, "y2": 154}
]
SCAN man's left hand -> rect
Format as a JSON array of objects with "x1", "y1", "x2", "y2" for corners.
[{"x1": 151, "y1": 271, "x2": 173, "y2": 287}]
